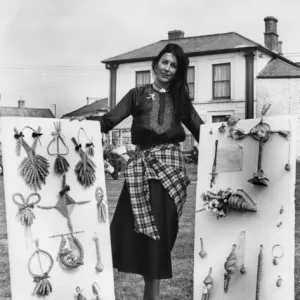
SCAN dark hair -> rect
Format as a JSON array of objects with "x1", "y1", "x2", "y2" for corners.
[{"x1": 152, "y1": 43, "x2": 191, "y2": 119}]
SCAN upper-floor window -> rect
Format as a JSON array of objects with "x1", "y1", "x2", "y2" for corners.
[
  {"x1": 136, "y1": 71, "x2": 150, "y2": 87},
  {"x1": 212, "y1": 63, "x2": 230, "y2": 99},
  {"x1": 187, "y1": 67, "x2": 195, "y2": 101}
]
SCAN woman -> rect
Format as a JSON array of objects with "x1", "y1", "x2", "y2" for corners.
[{"x1": 88, "y1": 43, "x2": 204, "y2": 300}]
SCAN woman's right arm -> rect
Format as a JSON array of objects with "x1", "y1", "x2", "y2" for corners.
[{"x1": 86, "y1": 88, "x2": 137, "y2": 134}]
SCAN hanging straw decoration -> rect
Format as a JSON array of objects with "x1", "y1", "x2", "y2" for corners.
[
  {"x1": 229, "y1": 104, "x2": 290, "y2": 186},
  {"x1": 37, "y1": 174, "x2": 90, "y2": 233},
  {"x1": 255, "y1": 245, "x2": 263, "y2": 300},
  {"x1": 71, "y1": 136, "x2": 97, "y2": 188},
  {"x1": 95, "y1": 187, "x2": 107, "y2": 223},
  {"x1": 47, "y1": 121, "x2": 70, "y2": 175},
  {"x1": 28, "y1": 239, "x2": 54, "y2": 297},
  {"x1": 57, "y1": 234, "x2": 84, "y2": 269},
  {"x1": 238, "y1": 231, "x2": 246, "y2": 274},
  {"x1": 14, "y1": 126, "x2": 50, "y2": 191},
  {"x1": 78, "y1": 127, "x2": 95, "y2": 157},
  {"x1": 12, "y1": 193, "x2": 41, "y2": 244},
  {"x1": 199, "y1": 237, "x2": 207, "y2": 259},
  {"x1": 201, "y1": 267, "x2": 213, "y2": 300},
  {"x1": 224, "y1": 244, "x2": 237, "y2": 293},
  {"x1": 93, "y1": 232, "x2": 104, "y2": 272},
  {"x1": 75, "y1": 287, "x2": 87, "y2": 300},
  {"x1": 92, "y1": 282, "x2": 102, "y2": 300},
  {"x1": 199, "y1": 188, "x2": 257, "y2": 219}
]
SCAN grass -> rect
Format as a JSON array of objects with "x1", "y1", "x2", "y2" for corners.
[{"x1": 0, "y1": 162, "x2": 299, "y2": 300}]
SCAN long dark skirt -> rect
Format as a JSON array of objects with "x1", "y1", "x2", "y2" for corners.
[{"x1": 110, "y1": 179, "x2": 179, "y2": 279}]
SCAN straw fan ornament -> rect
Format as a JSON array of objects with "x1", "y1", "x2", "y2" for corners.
[
  {"x1": 71, "y1": 130, "x2": 97, "y2": 188},
  {"x1": 47, "y1": 121, "x2": 70, "y2": 175},
  {"x1": 12, "y1": 192, "x2": 41, "y2": 244},
  {"x1": 28, "y1": 240, "x2": 54, "y2": 297},
  {"x1": 198, "y1": 188, "x2": 257, "y2": 219},
  {"x1": 14, "y1": 126, "x2": 50, "y2": 190},
  {"x1": 229, "y1": 104, "x2": 290, "y2": 186}
]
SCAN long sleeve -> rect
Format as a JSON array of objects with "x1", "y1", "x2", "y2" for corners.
[
  {"x1": 181, "y1": 101, "x2": 204, "y2": 143},
  {"x1": 87, "y1": 88, "x2": 136, "y2": 134}
]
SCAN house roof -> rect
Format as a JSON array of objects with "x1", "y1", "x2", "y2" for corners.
[
  {"x1": 102, "y1": 31, "x2": 299, "y2": 69},
  {"x1": 62, "y1": 98, "x2": 108, "y2": 118},
  {"x1": 0, "y1": 107, "x2": 54, "y2": 118},
  {"x1": 257, "y1": 58, "x2": 300, "y2": 78},
  {"x1": 102, "y1": 32, "x2": 259, "y2": 64}
]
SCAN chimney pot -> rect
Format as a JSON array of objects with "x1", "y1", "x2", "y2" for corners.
[
  {"x1": 277, "y1": 41, "x2": 283, "y2": 55},
  {"x1": 18, "y1": 100, "x2": 25, "y2": 108},
  {"x1": 264, "y1": 16, "x2": 279, "y2": 52},
  {"x1": 168, "y1": 30, "x2": 184, "y2": 40}
]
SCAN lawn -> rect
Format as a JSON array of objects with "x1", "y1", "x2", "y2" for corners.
[{"x1": 0, "y1": 162, "x2": 299, "y2": 300}]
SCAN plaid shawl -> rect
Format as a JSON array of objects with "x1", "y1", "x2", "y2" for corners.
[{"x1": 124, "y1": 143, "x2": 190, "y2": 240}]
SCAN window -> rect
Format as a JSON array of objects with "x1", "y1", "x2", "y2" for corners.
[
  {"x1": 213, "y1": 63, "x2": 230, "y2": 99},
  {"x1": 212, "y1": 115, "x2": 231, "y2": 123},
  {"x1": 136, "y1": 71, "x2": 150, "y2": 87},
  {"x1": 187, "y1": 67, "x2": 195, "y2": 100}
]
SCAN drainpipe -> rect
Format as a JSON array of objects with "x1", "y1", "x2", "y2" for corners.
[
  {"x1": 106, "y1": 63, "x2": 119, "y2": 110},
  {"x1": 244, "y1": 52, "x2": 255, "y2": 119}
]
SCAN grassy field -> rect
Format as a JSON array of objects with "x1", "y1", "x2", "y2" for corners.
[{"x1": 0, "y1": 162, "x2": 299, "y2": 300}]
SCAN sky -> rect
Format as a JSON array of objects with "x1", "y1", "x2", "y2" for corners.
[{"x1": 0, "y1": 0, "x2": 299, "y2": 117}]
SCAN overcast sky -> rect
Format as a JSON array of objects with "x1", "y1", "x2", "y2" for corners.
[{"x1": 0, "y1": 0, "x2": 299, "y2": 117}]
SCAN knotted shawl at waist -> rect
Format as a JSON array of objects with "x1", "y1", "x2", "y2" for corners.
[{"x1": 124, "y1": 143, "x2": 190, "y2": 240}]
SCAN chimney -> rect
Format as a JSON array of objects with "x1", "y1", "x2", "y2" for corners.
[
  {"x1": 168, "y1": 30, "x2": 184, "y2": 40},
  {"x1": 277, "y1": 40, "x2": 283, "y2": 55},
  {"x1": 264, "y1": 16, "x2": 279, "y2": 52},
  {"x1": 18, "y1": 99, "x2": 25, "y2": 108}
]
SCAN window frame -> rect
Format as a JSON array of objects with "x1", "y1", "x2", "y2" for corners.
[
  {"x1": 135, "y1": 70, "x2": 151, "y2": 87},
  {"x1": 187, "y1": 66, "x2": 195, "y2": 101},
  {"x1": 212, "y1": 63, "x2": 231, "y2": 100}
]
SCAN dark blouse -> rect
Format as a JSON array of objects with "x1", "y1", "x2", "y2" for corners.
[{"x1": 88, "y1": 84, "x2": 204, "y2": 145}]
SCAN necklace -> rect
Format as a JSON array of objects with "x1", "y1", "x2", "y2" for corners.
[{"x1": 153, "y1": 81, "x2": 169, "y2": 93}]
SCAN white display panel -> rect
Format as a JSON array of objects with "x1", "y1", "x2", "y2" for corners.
[
  {"x1": 193, "y1": 115, "x2": 297, "y2": 300},
  {"x1": 0, "y1": 117, "x2": 115, "y2": 300}
]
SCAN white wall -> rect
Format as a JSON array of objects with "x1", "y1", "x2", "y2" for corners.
[
  {"x1": 114, "y1": 51, "x2": 272, "y2": 124},
  {"x1": 257, "y1": 78, "x2": 300, "y2": 158}
]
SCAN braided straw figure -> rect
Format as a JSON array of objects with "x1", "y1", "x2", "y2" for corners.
[
  {"x1": 224, "y1": 244, "x2": 237, "y2": 293},
  {"x1": 229, "y1": 104, "x2": 290, "y2": 186},
  {"x1": 57, "y1": 234, "x2": 84, "y2": 269},
  {"x1": 92, "y1": 282, "x2": 103, "y2": 300},
  {"x1": 75, "y1": 287, "x2": 87, "y2": 300},
  {"x1": 95, "y1": 187, "x2": 107, "y2": 223},
  {"x1": 37, "y1": 174, "x2": 90, "y2": 233},
  {"x1": 47, "y1": 121, "x2": 70, "y2": 175},
  {"x1": 28, "y1": 240, "x2": 54, "y2": 297},
  {"x1": 255, "y1": 245, "x2": 263, "y2": 300},
  {"x1": 71, "y1": 137, "x2": 96, "y2": 188},
  {"x1": 14, "y1": 127, "x2": 50, "y2": 191},
  {"x1": 12, "y1": 193, "x2": 41, "y2": 243},
  {"x1": 93, "y1": 232, "x2": 104, "y2": 272},
  {"x1": 201, "y1": 267, "x2": 213, "y2": 300}
]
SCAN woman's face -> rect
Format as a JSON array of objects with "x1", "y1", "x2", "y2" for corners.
[{"x1": 154, "y1": 53, "x2": 177, "y2": 86}]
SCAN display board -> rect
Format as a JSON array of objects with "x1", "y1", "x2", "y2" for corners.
[
  {"x1": 193, "y1": 115, "x2": 297, "y2": 300},
  {"x1": 0, "y1": 117, "x2": 115, "y2": 300}
]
